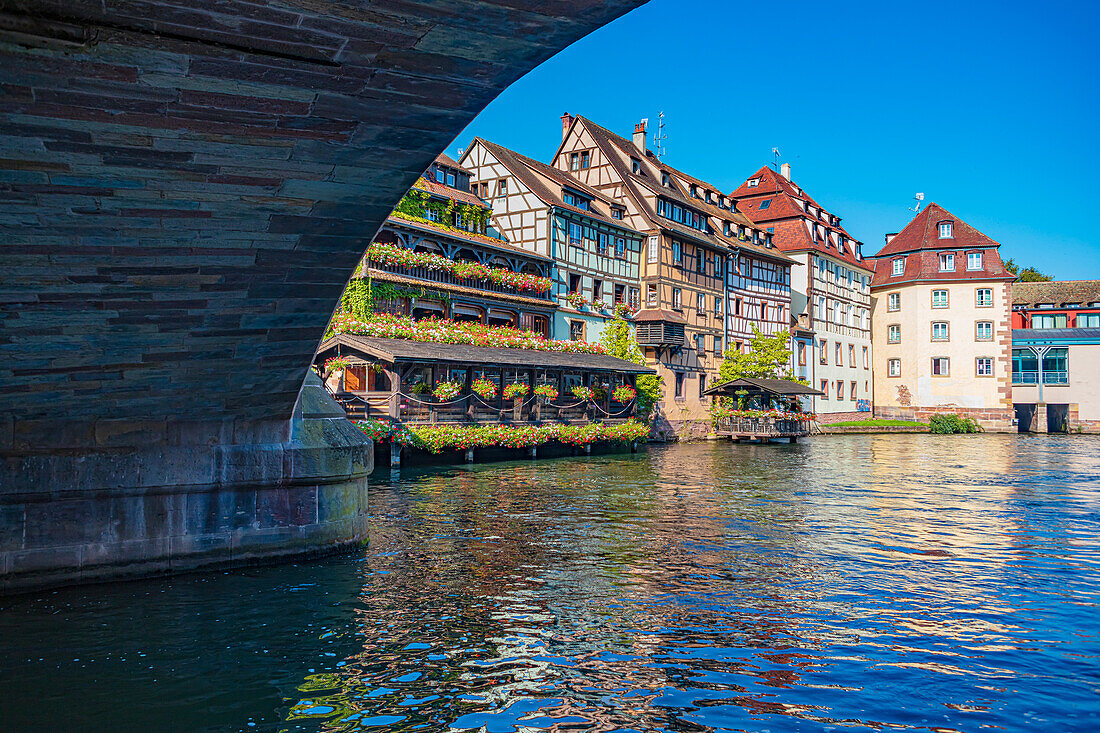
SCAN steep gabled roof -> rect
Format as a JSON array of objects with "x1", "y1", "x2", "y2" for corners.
[
  {"x1": 434, "y1": 152, "x2": 471, "y2": 174},
  {"x1": 1013, "y1": 280, "x2": 1100, "y2": 308},
  {"x1": 873, "y1": 202, "x2": 1000, "y2": 257},
  {"x1": 570, "y1": 116, "x2": 792, "y2": 264},
  {"x1": 469, "y1": 137, "x2": 640, "y2": 232},
  {"x1": 731, "y1": 166, "x2": 867, "y2": 270}
]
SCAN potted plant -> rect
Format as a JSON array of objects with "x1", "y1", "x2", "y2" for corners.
[
  {"x1": 502, "y1": 382, "x2": 529, "y2": 401},
  {"x1": 471, "y1": 377, "x2": 498, "y2": 399},
  {"x1": 433, "y1": 381, "x2": 463, "y2": 400},
  {"x1": 323, "y1": 356, "x2": 352, "y2": 379},
  {"x1": 566, "y1": 291, "x2": 587, "y2": 310},
  {"x1": 572, "y1": 385, "x2": 595, "y2": 401},
  {"x1": 533, "y1": 384, "x2": 559, "y2": 402},
  {"x1": 612, "y1": 385, "x2": 636, "y2": 403}
]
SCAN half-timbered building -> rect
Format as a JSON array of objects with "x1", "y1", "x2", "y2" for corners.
[
  {"x1": 732, "y1": 164, "x2": 874, "y2": 419},
  {"x1": 361, "y1": 154, "x2": 556, "y2": 338},
  {"x1": 460, "y1": 138, "x2": 644, "y2": 343},
  {"x1": 552, "y1": 114, "x2": 794, "y2": 436}
]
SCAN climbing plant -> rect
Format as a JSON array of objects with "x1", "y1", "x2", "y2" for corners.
[{"x1": 599, "y1": 315, "x2": 663, "y2": 419}]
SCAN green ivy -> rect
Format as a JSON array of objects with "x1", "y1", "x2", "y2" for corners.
[{"x1": 599, "y1": 316, "x2": 663, "y2": 419}]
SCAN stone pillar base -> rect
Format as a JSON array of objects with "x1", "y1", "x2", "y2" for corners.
[{"x1": 0, "y1": 374, "x2": 372, "y2": 594}]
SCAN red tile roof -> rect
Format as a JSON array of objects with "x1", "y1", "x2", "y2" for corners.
[
  {"x1": 874, "y1": 202, "x2": 998, "y2": 256},
  {"x1": 434, "y1": 152, "x2": 471, "y2": 175},
  {"x1": 730, "y1": 166, "x2": 866, "y2": 269},
  {"x1": 411, "y1": 177, "x2": 487, "y2": 209}
]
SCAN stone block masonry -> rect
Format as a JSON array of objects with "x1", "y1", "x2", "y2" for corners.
[{"x1": 0, "y1": 0, "x2": 646, "y2": 590}]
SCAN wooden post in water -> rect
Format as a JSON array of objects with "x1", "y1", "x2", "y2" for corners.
[
  {"x1": 390, "y1": 442, "x2": 402, "y2": 467},
  {"x1": 465, "y1": 447, "x2": 475, "y2": 463}
]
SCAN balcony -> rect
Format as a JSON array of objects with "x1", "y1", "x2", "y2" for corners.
[
  {"x1": 1012, "y1": 370, "x2": 1068, "y2": 385},
  {"x1": 370, "y1": 260, "x2": 554, "y2": 302}
]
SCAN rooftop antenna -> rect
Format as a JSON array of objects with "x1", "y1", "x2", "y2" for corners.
[
  {"x1": 772, "y1": 147, "x2": 781, "y2": 171},
  {"x1": 652, "y1": 111, "x2": 667, "y2": 160},
  {"x1": 909, "y1": 192, "x2": 925, "y2": 213}
]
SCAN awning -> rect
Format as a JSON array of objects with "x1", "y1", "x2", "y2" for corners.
[
  {"x1": 703, "y1": 377, "x2": 824, "y2": 398},
  {"x1": 317, "y1": 334, "x2": 656, "y2": 374}
]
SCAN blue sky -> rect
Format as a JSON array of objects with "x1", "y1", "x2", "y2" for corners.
[{"x1": 451, "y1": 0, "x2": 1100, "y2": 278}]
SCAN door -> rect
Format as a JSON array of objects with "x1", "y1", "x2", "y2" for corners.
[
  {"x1": 1014, "y1": 403, "x2": 1035, "y2": 433},
  {"x1": 1047, "y1": 404, "x2": 1069, "y2": 433}
]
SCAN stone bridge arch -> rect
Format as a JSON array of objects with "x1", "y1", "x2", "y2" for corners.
[{"x1": 0, "y1": 0, "x2": 647, "y2": 591}]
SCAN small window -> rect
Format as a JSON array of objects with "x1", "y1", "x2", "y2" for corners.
[
  {"x1": 631, "y1": 158, "x2": 641, "y2": 174},
  {"x1": 593, "y1": 278, "x2": 603, "y2": 301},
  {"x1": 931, "y1": 357, "x2": 950, "y2": 376},
  {"x1": 569, "y1": 152, "x2": 579, "y2": 171},
  {"x1": 672, "y1": 288, "x2": 682, "y2": 310},
  {"x1": 849, "y1": 344, "x2": 855, "y2": 367},
  {"x1": 714, "y1": 257, "x2": 723, "y2": 278},
  {"x1": 614, "y1": 284, "x2": 625, "y2": 304},
  {"x1": 892, "y1": 258, "x2": 905, "y2": 276},
  {"x1": 819, "y1": 339, "x2": 828, "y2": 365},
  {"x1": 968, "y1": 252, "x2": 983, "y2": 270},
  {"x1": 434, "y1": 168, "x2": 445, "y2": 183},
  {"x1": 798, "y1": 342, "x2": 807, "y2": 366},
  {"x1": 446, "y1": 172, "x2": 456, "y2": 187},
  {"x1": 580, "y1": 151, "x2": 590, "y2": 169},
  {"x1": 497, "y1": 179, "x2": 508, "y2": 196},
  {"x1": 1078, "y1": 313, "x2": 1100, "y2": 328},
  {"x1": 939, "y1": 253, "x2": 955, "y2": 271},
  {"x1": 611, "y1": 208, "x2": 623, "y2": 220},
  {"x1": 569, "y1": 320, "x2": 584, "y2": 341},
  {"x1": 714, "y1": 297, "x2": 722, "y2": 316},
  {"x1": 699, "y1": 373, "x2": 707, "y2": 398},
  {"x1": 696, "y1": 292, "x2": 705, "y2": 312},
  {"x1": 976, "y1": 321, "x2": 993, "y2": 340},
  {"x1": 976, "y1": 288, "x2": 993, "y2": 307},
  {"x1": 568, "y1": 273, "x2": 581, "y2": 294},
  {"x1": 888, "y1": 358, "x2": 901, "y2": 377},
  {"x1": 696, "y1": 249, "x2": 707, "y2": 274},
  {"x1": 615, "y1": 237, "x2": 625, "y2": 258},
  {"x1": 748, "y1": 178, "x2": 759, "y2": 187},
  {"x1": 759, "y1": 199, "x2": 772, "y2": 210},
  {"x1": 820, "y1": 379, "x2": 830, "y2": 398},
  {"x1": 850, "y1": 381, "x2": 858, "y2": 400},
  {"x1": 938, "y1": 221, "x2": 954, "y2": 238},
  {"x1": 675, "y1": 372, "x2": 684, "y2": 398},
  {"x1": 646, "y1": 283, "x2": 658, "y2": 307},
  {"x1": 425, "y1": 208, "x2": 439, "y2": 222},
  {"x1": 835, "y1": 342, "x2": 843, "y2": 365},
  {"x1": 713, "y1": 336, "x2": 722, "y2": 356},
  {"x1": 976, "y1": 357, "x2": 994, "y2": 376},
  {"x1": 932, "y1": 322, "x2": 949, "y2": 341},
  {"x1": 671, "y1": 240, "x2": 682, "y2": 264},
  {"x1": 836, "y1": 380, "x2": 844, "y2": 400},
  {"x1": 932, "y1": 289, "x2": 949, "y2": 308},
  {"x1": 888, "y1": 325, "x2": 901, "y2": 344},
  {"x1": 694, "y1": 334, "x2": 705, "y2": 352},
  {"x1": 661, "y1": 172, "x2": 670, "y2": 187},
  {"x1": 647, "y1": 235, "x2": 659, "y2": 264},
  {"x1": 863, "y1": 346, "x2": 869, "y2": 368},
  {"x1": 887, "y1": 292, "x2": 900, "y2": 311}
]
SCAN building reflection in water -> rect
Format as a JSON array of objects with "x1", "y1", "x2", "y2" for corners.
[{"x1": 282, "y1": 436, "x2": 1100, "y2": 733}]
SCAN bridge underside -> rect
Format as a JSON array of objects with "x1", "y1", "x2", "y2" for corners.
[{"x1": 0, "y1": 0, "x2": 644, "y2": 590}]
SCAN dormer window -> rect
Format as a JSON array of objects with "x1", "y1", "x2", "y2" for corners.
[
  {"x1": 939, "y1": 253, "x2": 955, "y2": 271},
  {"x1": 689, "y1": 184, "x2": 697, "y2": 197},
  {"x1": 611, "y1": 207, "x2": 623, "y2": 220},
  {"x1": 967, "y1": 252, "x2": 983, "y2": 270},
  {"x1": 892, "y1": 258, "x2": 905, "y2": 276},
  {"x1": 434, "y1": 168, "x2": 445, "y2": 184},
  {"x1": 631, "y1": 158, "x2": 641, "y2": 174},
  {"x1": 661, "y1": 172, "x2": 671, "y2": 187},
  {"x1": 748, "y1": 178, "x2": 760, "y2": 187},
  {"x1": 938, "y1": 221, "x2": 954, "y2": 238}
]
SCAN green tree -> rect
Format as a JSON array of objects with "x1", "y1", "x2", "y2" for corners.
[
  {"x1": 717, "y1": 326, "x2": 799, "y2": 383},
  {"x1": 599, "y1": 316, "x2": 663, "y2": 418},
  {"x1": 1003, "y1": 258, "x2": 1053, "y2": 282}
]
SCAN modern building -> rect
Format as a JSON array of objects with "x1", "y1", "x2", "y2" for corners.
[
  {"x1": 1011, "y1": 280, "x2": 1100, "y2": 433},
  {"x1": 731, "y1": 164, "x2": 874, "y2": 419},
  {"x1": 459, "y1": 138, "x2": 643, "y2": 343},
  {"x1": 551, "y1": 114, "x2": 794, "y2": 437},
  {"x1": 354, "y1": 154, "x2": 557, "y2": 343},
  {"x1": 868, "y1": 203, "x2": 1015, "y2": 431}
]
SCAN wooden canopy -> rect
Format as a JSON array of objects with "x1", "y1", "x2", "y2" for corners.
[
  {"x1": 317, "y1": 334, "x2": 656, "y2": 374},
  {"x1": 703, "y1": 377, "x2": 824, "y2": 398}
]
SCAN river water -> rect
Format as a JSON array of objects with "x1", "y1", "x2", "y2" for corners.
[{"x1": 2, "y1": 435, "x2": 1099, "y2": 732}]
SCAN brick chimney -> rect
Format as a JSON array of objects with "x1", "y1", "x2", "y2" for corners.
[
  {"x1": 780, "y1": 162, "x2": 791, "y2": 180},
  {"x1": 633, "y1": 120, "x2": 647, "y2": 152},
  {"x1": 561, "y1": 112, "x2": 574, "y2": 141}
]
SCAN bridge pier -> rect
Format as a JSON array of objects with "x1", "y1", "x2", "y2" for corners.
[{"x1": 0, "y1": 374, "x2": 371, "y2": 594}]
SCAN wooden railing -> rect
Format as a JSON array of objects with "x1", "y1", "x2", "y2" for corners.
[
  {"x1": 369, "y1": 261, "x2": 553, "y2": 301},
  {"x1": 716, "y1": 417, "x2": 813, "y2": 436},
  {"x1": 338, "y1": 391, "x2": 634, "y2": 426}
]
